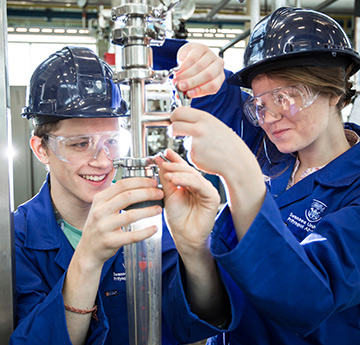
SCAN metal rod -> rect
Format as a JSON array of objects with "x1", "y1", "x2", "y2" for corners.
[
  {"x1": 251, "y1": 0, "x2": 261, "y2": 30},
  {"x1": 219, "y1": 29, "x2": 250, "y2": 58},
  {"x1": 314, "y1": 0, "x2": 339, "y2": 11},
  {"x1": 206, "y1": 0, "x2": 231, "y2": 21},
  {"x1": 111, "y1": 2, "x2": 176, "y2": 344},
  {"x1": 130, "y1": 79, "x2": 146, "y2": 157}
]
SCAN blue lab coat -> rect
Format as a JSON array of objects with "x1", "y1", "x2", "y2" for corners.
[
  {"x1": 10, "y1": 175, "x2": 242, "y2": 345},
  {"x1": 10, "y1": 61, "x2": 246, "y2": 344},
  {"x1": 197, "y1": 74, "x2": 360, "y2": 343},
  {"x1": 148, "y1": 39, "x2": 360, "y2": 344},
  {"x1": 154, "y1": 43, "x2": 360, "y2": 342}
]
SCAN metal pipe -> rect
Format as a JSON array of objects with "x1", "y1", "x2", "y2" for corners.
[
  {"x1": 130, "y1": 79, "x2": 146, "y2": 157},
  {"x1": 219, "y1": 29, "x2": 250, "y2": 58},
  {"x1": 0, "y1": 0, "x2": 16, "y2": 342},
  {"x1": 188, "y1": 12, "x2": 251, "y2": 24},
  {"x1": 250, "y1": 0, "x2": 260, "y2": 30},
  {"x1": 111, "y1": 1, "x2": 177, "y2": 344},
  {"x1": 314, "y1": 0, "x2": 339, "y2": 11},
  {"x1": 273, "y1": 0, "x2": 287, "y2": 10},
  {"x1": 123, "y1": 213, "x2": 163, "y2": 345},
  {"x1": 205, "y1": 0, "x2": 231, "y2": 21}
]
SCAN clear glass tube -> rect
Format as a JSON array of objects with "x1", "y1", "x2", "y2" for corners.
[{"x1": 124, "y1": 213, "x2": 162, "y2": 345}]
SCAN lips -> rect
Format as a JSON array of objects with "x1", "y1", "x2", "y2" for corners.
[{"x1": 272, "y1": 128, "x2": 289, "y2": 138}]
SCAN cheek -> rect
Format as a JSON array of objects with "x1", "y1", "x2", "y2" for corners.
[
  {"x1": 49, "y1": 158, "x2": 78, "y2": 180},
  {"x1": 301, "y1": 114, "x2": 317, "y2": 132},
  {"x1": 308, "y1": 109, "x2": 328, "y2": 130},
  {"x1": 260, "y1": 124, "x2": 270, "y2": 137}
]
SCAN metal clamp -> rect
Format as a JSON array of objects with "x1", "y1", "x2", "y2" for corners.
[{"x1": 175, "y1": 83, "x2": 192, "y2": 107}]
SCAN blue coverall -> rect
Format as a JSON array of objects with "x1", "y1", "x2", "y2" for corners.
[
  {"x1": 9, "y1": 61, "x2": 245, "y2": 344},
  {"x1": 155, "y1": 40, "x2": 360, "y2": 343},
  {"x1": 13, "y1": 38, "x2": 360, "y2": 345},
  {"x1": 11, "y1": 172, "x2": 243, "y2": 345},
  {"x1": 199, "y1": 74, "x2": 360, "y2": 344}
]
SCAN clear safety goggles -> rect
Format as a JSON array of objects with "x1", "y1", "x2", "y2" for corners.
[
  {"x1": 244, "y1": 84, "x2": 319, "y2": 126},
  {"x1": 44, "y1": 130, "x2": 131, "y2": 164}
]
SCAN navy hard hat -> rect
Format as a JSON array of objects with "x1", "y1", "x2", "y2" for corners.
[
  {"x1": 21, "y1": 46, "x2": 128, "y2": 125},
  {"x1": 227, "y1": 7, "x2": 360, "y2": 88}
]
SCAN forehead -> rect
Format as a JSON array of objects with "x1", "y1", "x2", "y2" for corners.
[
  {"x1": 53, "y1": 117, "x2": 121, "y2": 136},
  {"x1": 251, "y1": 75, "x2": 292, "y2": 95}
]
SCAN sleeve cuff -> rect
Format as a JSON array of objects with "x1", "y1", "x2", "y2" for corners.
[{"x1": 163, "y1": 254, "x2": 243, "y2": 343}]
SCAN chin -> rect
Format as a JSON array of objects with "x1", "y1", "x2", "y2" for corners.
[{"x1": 275, "y1": 144, "x2": 297, "y2": 154}]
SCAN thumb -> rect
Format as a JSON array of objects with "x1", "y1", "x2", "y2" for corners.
[{"x1": 176, "y1": 42, "x2": 192, "y2": 65}]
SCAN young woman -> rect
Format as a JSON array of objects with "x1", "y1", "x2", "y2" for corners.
[{"x1": 162, "y1": 7, "x2": 360, "y2": 344}]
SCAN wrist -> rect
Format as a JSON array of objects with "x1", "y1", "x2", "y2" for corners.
[
  {"x1": 74, "y1": 240, "x2": 105, "y2": 272},
  {"x1": 177, "y1": 241, "x2": 212, "y2": 268},
  {"x1": 70, "y1": 246, "x2": 104, "y2": 281},
  {"x1": 174, "y1": 232, "x2": 209, "y2": 250}
]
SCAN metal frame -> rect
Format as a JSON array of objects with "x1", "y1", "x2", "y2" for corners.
[{"x1": 0, "y1": 0, "x2": 16, "y2": 342}]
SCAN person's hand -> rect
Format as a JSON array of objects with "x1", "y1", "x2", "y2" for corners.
[
  {"x1": 154, "y1": 149, "x2": 220, "y2": 256},
  {"x1": 170, "y1": 107, "x2": 267, "y2": 241},
  {"x1": 173, "y1": 42, "x2": 225, "y2": 98},
  {"x1": 169, "y1": 107, "x2": 243, "y2": 178},
  {"x1": 156, "y1": 150, "x2": 232, "y2": 327},
  {"x1": 76, "y1": 177, "x2": 164, "y2": 269}
]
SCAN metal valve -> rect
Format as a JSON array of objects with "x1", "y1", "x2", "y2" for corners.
[{"x1": 175, "y1": 86, "x2": 192, "y2": 107}]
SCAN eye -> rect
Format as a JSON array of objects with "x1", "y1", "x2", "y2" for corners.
[
  {"x1": 66, "y1": 138, "x2": 91, "y2": 151},
  {"x1": 256, "y1": 103, "x2": 265, "y2": 110},
  {"x1": 273, "y1": 92, "x2": 289, "y2": 106},
  {"x1": 254, "y1": 98, "x2": 266, "y2": 112},
  {"x1": 105, "y1": 137, "x2": 120, "y2": 147},
  {"x1": 75, "y1": 141, "x2": 89, "y2": 148}
]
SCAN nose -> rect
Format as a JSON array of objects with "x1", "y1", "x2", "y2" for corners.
[
  {"x1": 89, "y1": 147, "x2": 112, "y2": 167},
  {"x1": 262, "y1": 108, "x2": 283, "y2": 124},
  {"x1": 93, "y1": 144, "x2": 110, "y2": 160}
]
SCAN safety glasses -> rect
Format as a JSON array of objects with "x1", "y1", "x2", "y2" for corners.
[
  {"x1": 44, "y1": 130, "x2": 131, "y2": 164},
  {"x1": 244, "y1": 84, "x2": 319, "y2": 126}
]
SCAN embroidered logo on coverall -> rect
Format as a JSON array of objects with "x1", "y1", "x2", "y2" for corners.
[
  {"x1": 113, "y1": 263, "x2": 126, "y2": 282},
  {"x1": 113, "y1": 271, "x2": 126, "y2": 282},
  {"x1": 305, "y1": 199, "x2": 327, "y2": 223},
  {"x1": 287, "y1": 199, "x2": 327, "y2": 233}
]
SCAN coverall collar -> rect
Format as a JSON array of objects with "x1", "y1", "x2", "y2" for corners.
[
  {"x1": 273, "y1": 129, "x2": 360, "y2": 208},
  {"x1": 23, "y1": 174, "x2": 62, "y2": 250},
  {"x1": 21, "y1": 173, "x2": 119, "y2": 278}
]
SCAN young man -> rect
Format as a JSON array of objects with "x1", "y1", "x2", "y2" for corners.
[{"x1": 10, "y1": 45, "x2": 239, "y2": 345}]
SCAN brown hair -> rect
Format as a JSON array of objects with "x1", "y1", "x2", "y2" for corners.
[
  {"x1": 32, "y1": 121, "x2": 61, "y2": 149},
  {"x1": 262, "y1": 64, "x2": 355, "y2": 114}
]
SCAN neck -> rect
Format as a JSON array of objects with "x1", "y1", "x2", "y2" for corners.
[
  {"x1": 51, "y1": 189, "x2": 90, "y2": 231},
  {"x1": 298, "y1": 125, "x2": 350, "y2": 170}
]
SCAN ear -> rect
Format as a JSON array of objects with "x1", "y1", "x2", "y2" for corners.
[
  {"x1": 30, "y1": 136, "x2": 50, "y2": 165},
  {"x1": 329, "y1": 94, "x2": 341, "y2": 107}
]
